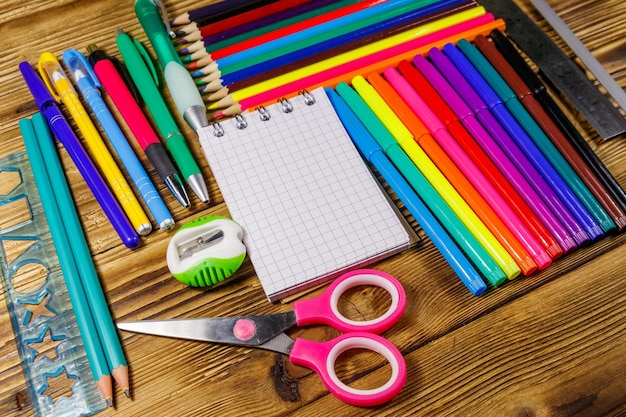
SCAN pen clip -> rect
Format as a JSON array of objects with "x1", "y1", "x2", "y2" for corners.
[
  {"x1": 62, "y1": 49, "x2": 101, "y2": 88},
  {"x1": 37, "y1": 52, "x2": 62, "y2": 102},
  {"x1": 111, "y1": 56, "x2": 144, "y2": 105},
  {"x1": 133, "y1": 38, "x2": 161, "y2": 88},
  {"x1": 151, "y1": 0, "x2": 175, "y2": 39}
]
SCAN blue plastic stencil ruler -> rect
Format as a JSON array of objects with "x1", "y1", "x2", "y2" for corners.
[{"x1": 0, "y1": 151, "x2": 107, "y2": 416}]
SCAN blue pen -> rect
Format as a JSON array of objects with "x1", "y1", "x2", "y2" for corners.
[
  {"x1": 442, "y1": 42, "x2": 604, "y2": 241},
  {"x1": 62, "y1": 50, "x2": 175, "y2": 231},
  {"x1": 326, "y1": 87, "x2": 486, "y2": 295},
  {"x1": 19, "y1": 61, "x2": 140, "y2": 249}
]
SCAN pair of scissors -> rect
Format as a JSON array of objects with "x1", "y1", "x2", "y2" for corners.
[{"x1": 117, "y1": 269, "x2": 407, "y2": 407}]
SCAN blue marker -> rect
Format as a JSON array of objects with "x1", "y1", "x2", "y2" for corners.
[
  {"x1": 63, "y1": 50, "x2": 174, "y2": 231},
  {"x1": 326, "y1": 87, "x2": 487, "y2": 295}
]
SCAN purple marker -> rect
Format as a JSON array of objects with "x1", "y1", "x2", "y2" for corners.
[
  {"x1": 429, "y1": 45, "x2": 592, "y2": 246},
  {"x1": 449, "y1": 41, "x2": 604, "y2": 241},
  {"x1": 19, "y1": 62, "x2": 139, "y2": 249},
  {"x1": 413, "y1": 53, "x2": 577, "y2": 253}
]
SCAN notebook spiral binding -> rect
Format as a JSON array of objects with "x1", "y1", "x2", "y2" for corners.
[{"x1": 210, "y1": 90, "x2": 317, "y2": 137}]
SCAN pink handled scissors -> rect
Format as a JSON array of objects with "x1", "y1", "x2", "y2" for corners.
[{"x1": 117, "y1": 269, "x2": 407, "y2": 407}]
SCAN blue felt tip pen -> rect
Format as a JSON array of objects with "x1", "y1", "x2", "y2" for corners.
[
  {"x1": 19, "y1": 61, "x2": 140, "y2": 249},
  {"x1": 326, "y1": 87, "x2": 487, "y2": 295},
  {"x1": 62, "y1": 49, "x2": 175, "y2": 231}
]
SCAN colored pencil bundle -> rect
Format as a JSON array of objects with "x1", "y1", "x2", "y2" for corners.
[{"x1": 170, "y1": 0, "x2": 626, "y2": 293}]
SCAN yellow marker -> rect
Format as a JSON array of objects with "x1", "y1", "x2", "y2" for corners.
[
  {"x1": 38, "y1": 52, "x2": 152, "y2": 236},
  {"x1": 351, "y1": 76, "x2": 520, "y2": 279},
  {"x1": 209, "y1": 6, "x2": 487, "y2": 110}
]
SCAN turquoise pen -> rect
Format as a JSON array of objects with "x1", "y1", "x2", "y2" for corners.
[
  {"x1": 62, "y1": 49, "x2": 174, "y2": 231},
  {"x1": 114, "y1": 30, "x2": 209, "y2": 204},
  {"x1": 135, "y1": 0, "x2": 211, "y2": 194}
]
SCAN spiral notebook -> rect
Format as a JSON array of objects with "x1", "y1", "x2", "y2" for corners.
[{"x1": 198, "y1": 88, "x2": 416, "y2": 301}]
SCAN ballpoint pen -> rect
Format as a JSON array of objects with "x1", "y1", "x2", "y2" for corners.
[
  {"x1": 18, "y1": 61, "x2": 140, "y2": 249},
  {"x1": 87, "y1": 43, "x2": 191, "y2": 208},
  {"x1": 115, "y1": 29, "x2": 210, "y2": 203},
  {"x1": 37, "y1": 52, "x2": 152, "y2": 237},
  {"x1": 135, "y1": 0, "x2": 211, "y2": 148},
  {"x1": 62, "y1": 49, "x2": 175, "y2": 230}
]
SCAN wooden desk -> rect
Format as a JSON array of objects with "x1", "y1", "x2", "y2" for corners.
[{"x1": 1, "y1": 1, "x2": 625, "y2": 415}]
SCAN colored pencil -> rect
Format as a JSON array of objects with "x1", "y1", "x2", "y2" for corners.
[
  {"x1": 217, "y1": 0, "x2": 474, "y2": 90},
  {"x1": 174, "y1": 0, "x2": 313, "y2": 38},
  {"x1": 455, "y1": 39, "x2": 603, "y2": 241},
  {"x1": 473, "y1": 35, "x2": 626, "y2": 231},
  {"x1": 327, "y1": 87, "x2": 488, "y2": 295},
  {"x1": 171, "y1": 0, "x2": 279, "y2": 26},
  {"x1": 178, "y1": 0, "x2": 338, "y2": 49},
  {"x1": 211, "y1": 9, "x2": 494, "y2": 116},
  {"x1": 489, "y1": 29, "x2": 626, "y2": 217},
  {"x1": 215, "y1": 0, "x2": 439, "y2": 74},
  {"x1": 182, "y1": 0, "x2": 361, "y2": 63},
  {"x1": 405, "y1": 57, "x2": 569, "y2": 257},
  {"x1": 191, "y1": 0, "x2": 388, "y2": 62}
]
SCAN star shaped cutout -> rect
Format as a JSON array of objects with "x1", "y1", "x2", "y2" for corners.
[
  {"x1": 37, "y1": 366, "x2": 77, "y2": 404},
  {"x1": 19, "y1": 290, "x2": 56, "y2": 325},
  {"x1": 25, "y1": 326, "x2": 65, "y2": 362}
]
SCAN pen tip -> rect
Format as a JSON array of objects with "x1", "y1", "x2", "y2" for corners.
[
  {"x1": 187, "y1": 173, "x2": 210, "y2": 204},
  {"x1": 164, "y1": 174, "x2": 191, "y2": 208}
]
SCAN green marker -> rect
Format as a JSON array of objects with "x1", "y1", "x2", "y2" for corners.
[{"x1": 115, "y1": 29, "x2": 209, "y2": 203}]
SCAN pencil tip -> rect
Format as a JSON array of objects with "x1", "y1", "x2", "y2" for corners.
[
  {"x1": 124, "y1": 388, "x2": 131, "y2": 399},
  {"x1": 106, "y1": 398, "x2": 114, "y2": 408}
]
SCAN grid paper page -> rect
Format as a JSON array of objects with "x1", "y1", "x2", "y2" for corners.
[{"x1": 199, "y1": 88, "x2": 411, "y2": 301}]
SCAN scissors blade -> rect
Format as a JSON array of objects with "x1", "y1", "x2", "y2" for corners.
[{"x1": 117, "y1": 312, "x2": 297, "y2": 347}]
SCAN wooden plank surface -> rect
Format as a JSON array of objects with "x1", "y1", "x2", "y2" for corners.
[{"x1": 1, "y1": 0, "x2": 625, "y2": 416}]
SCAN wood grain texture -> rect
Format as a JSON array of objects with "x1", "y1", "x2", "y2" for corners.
[{"x1": 1, "y1": 0, "x2": 625, "y2": 416}]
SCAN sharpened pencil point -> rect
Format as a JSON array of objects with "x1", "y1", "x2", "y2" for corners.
[
  {"x1": 124, "y1": 388, "x2": 131, "y2": 398},
  {"x1": 106, "y1": 398, "x2": 114, "y2": 408}
]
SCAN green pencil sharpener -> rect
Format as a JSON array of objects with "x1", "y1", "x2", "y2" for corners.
[{"x1": 166, "y1": 216, "x2": 246, "y2": 287}]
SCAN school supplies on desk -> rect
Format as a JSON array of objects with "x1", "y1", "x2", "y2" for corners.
[
  {"x1": 135, "y1": 0, "x2": 212, "y2": 205},
  {"x1": 62, "y1": 49, "x2": 175, "y2": 231},
  {"x1": 115, "y1": 29, "x2": 210, "y2": 204},
  {"x1": 37, "y1": 52, "x2": 151, "y2": 237},
  {"x1": 198, "y1": 88, "x2": 416, "y2": 301},
  {"x1": 87, "y1": 44, "x2": 191, "y2": 208},
  {"x1": 0, "y1": 149, "x2": 109, "y2": 417},
  {"x1": 117, "y1": 269, "x2": 407, "y2": 407},
  {"x1": 19, "y1": 112, "x2": 131, "y2": 407},
  {"x1": 19, "y1": 62, "x2": 140, "y2": 249}
]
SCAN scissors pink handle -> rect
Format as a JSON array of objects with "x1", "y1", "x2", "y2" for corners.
[
  {"x1": 293, "y1": 269, "x2": 406, "y2": 334},
  {"x1": 290, "y1": 332, "x2": 406, "y2": 406}
]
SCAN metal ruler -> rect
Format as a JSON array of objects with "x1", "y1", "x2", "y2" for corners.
[{"x1": 478, "y1": 0, "x2": 626, "y2": 139}]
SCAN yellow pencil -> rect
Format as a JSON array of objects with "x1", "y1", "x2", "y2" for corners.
[
  {"x1": 209, "y1": 6, "x2": 487, "y2": 110},
  {"x1": 38, "y1": 52, "x2": 152, "y2": 236},
  {"x1": 352, "y1": 75, "x2": 520, "y2": 278}
]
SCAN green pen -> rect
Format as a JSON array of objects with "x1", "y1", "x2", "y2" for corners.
[{"x1": 115, "y1": 29, "x2": 209, "y2": 203}]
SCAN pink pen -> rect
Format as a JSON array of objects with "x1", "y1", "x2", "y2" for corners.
[{"x1": 86, "y1": 44, "x2": 190, "y2": 208}]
